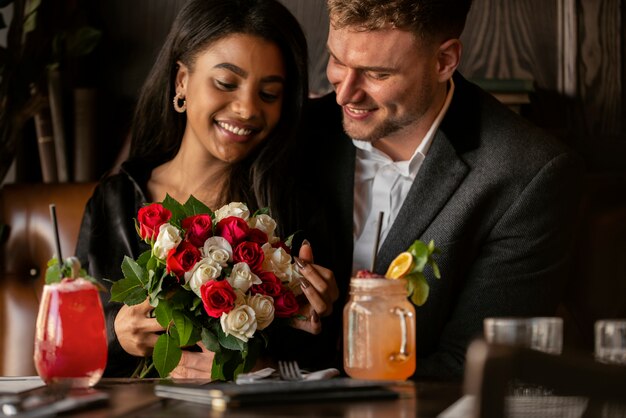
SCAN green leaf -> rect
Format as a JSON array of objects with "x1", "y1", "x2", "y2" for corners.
[
  {"x1": 44, "y1": 259, "x2": 62, "y2": 284},
  {"x1": 243, "y1": 338, "x2": 262, "y2": 372},
  {"x1": 113, "y1": 256, "x2": 150, "y2": 303},
  {"x1": 217, "y1": 325, "x2": 246, "y2": 351},
  {"x1": 148, "y1": 272, "x2": 165, "y2": 306},
  {"x1": 183, "y1": 195, "x2": 213, "y2": 218},
  {"x1": 408, "y1": 274, "x2": 430, "y2": 306},
  {"x1": 284, "y1": 231, "x2": 301, "y2": 249},
  {"x1": 220, "y1": 349, "x2": 245, "y2": 381},
  {"x1": 408, "y1": 240, "x2": 429, "y2": 272},
  {"x1": 137, "y1": 250, "x2": 152, "y2": 267},
  {"x1": 430, "y1": 259, "x2": 441, "y2": 279},
  {"x1": 252, "y1": 207, "x2": 270, "y2": 217},
  {"x1": 211, "y1": 350, "x2": 235, "y2": 381},
  {"x1": 173, "y1": 310, "x2": 194, "y2": 347},
  {"x1": 153, "y1": 334, "x2": 182, "y2": 378},
  {"x1": 23, "y1": 0, "x2": 41, "y2": 34},
  {"x1": 154, "y1": 299, "x2": 173, "y2": 329},
  {"x1": 121, "y1": 256, "x2": 148, "y2": 286},
  {"x1": 162, "y1": 194, "x2": 186, "y2": 226},
  {"x1": 169, "y1": 288, "x2": 196, "y2": 310},
  {"x1": 187, "y1": 326, "x2": 202, "y2": 347},
  {"x1": 66, "y1": 26, "x2": 102, "y2": 57},
  {"x1": 202, "y1": 327, "x2": 221, "y2": 352}
]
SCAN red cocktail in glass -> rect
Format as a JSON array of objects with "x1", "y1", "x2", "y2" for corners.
[{"x1": 34, "y1": 278, "x2": 107, "y2": 388}]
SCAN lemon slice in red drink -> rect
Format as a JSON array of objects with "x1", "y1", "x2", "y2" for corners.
[{"x1": 385, "y1": 251, "x2": 414, "y2": 279}]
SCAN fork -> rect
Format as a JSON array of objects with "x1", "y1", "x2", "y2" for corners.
[{"x1": 277, "y1": 360, "x2": 304, "y2": 381}]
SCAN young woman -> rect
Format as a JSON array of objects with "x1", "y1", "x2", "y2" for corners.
[{"x1": 76, "y1": 0, "x2": 338, "y2": 379}]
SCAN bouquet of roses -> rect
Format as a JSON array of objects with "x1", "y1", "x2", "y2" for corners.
[{"x1": 109, "y1": 195, "x2": 304, "y2": 381}]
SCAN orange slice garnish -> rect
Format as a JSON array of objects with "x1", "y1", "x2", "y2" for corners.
[{"x1": 385, "y1": 251, "x2": 414, "y2": 279}]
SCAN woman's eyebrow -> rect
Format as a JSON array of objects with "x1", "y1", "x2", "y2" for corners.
[
  {"x1": 214, "y1": 62, "x2": 247, "y2": 77},
  {"x1": 214, "y1": 62, "x2": 285, "y2": 84}
]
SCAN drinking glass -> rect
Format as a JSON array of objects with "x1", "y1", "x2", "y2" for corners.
[
  {"x1": 483, "y1": 317, "x2": 532, "y2": 347},
  {"x1": 484, "y1": 317, "x2": 563, "y2": 396},
  {"x1": 595, "y1": 319, "x2": 626, "y2": 365},
  {"x1": 530, "y1": 317, "x2": 563, "y2": 354},
  {"x1": 344, "y1": 278, "x2": 416, "y2": 380},
  {"x1": 34, "y1": 278, "x2": 108, "y2": 388},
  {"x1": 483, "y1": 317, "x2": 563, "y2": 354}
]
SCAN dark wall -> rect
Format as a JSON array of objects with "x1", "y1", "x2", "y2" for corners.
[
  {"x1": 459, "y1": 0, "x2": 625, "y2": 173},
  {"x1": 13, "y1": 0, "x2": 620, "y2": 182}
]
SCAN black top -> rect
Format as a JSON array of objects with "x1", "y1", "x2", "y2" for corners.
[{"x1": 75, "y1": 160, "x2": 342, "y2": 377}]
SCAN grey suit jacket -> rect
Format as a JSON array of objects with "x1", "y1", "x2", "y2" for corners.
[{"x1": 298, "y1": 72, "x2": 584, "y2": 379}]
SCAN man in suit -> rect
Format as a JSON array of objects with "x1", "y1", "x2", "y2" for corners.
[{"x1": 297, "y1": 0, "x2": 583, "y2": 379}]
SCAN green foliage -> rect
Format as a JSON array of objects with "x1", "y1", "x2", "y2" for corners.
[
  {"x1": 0, "y1": 0, "x2": 103, "y2": 184},
  {"x1": 110, "y1": 256, "x2": 148, "y2": 305},
  {"x1": 403, "y1": 239, "x2": 441, "y2": 306},
  {"x1": 112, "y1": 196, "x2": 295, "y2": 381},
  {"x1": 201, "y1": 327, "x2": 221, "y2": 352},
  {"x1": 153, "y1": 334, "x2": 182, "y2": 378},
  {"x1": 44, "y1": 256, "x2": 106, "y2": 291}
]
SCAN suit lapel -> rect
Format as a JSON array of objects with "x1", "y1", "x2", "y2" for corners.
[{"x1": 374, "y1": 130, "x2": 469, "y2": 272}]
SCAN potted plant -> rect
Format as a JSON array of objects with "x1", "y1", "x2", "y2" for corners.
[{"x1": 0, "y1": 0, "x2": 100, "y2": 184}]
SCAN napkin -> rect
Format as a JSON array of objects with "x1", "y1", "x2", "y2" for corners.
[{"x1": 235, "y1": 367, "x2": 340, "y2": 384}]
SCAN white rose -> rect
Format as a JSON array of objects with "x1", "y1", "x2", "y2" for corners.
[
  {"x1": 234, "y1": 289, "x2": 247, "y2": 306},
  {"x1": 220, "y1": 305, "x2": 257, "y2": 342},
  {"x1": 261, "y1": 243, "x2": 292, "y2": 281},
  {"x1": 185, "y1": 258, "x2": 222, "y2": 296},
  {"x1": 227, "y1": 262, "x2": 262, "y2": 293},
  {"x1": 153, "y1": 223, "x2": 182, "y2": 259},
  {"x1": 247, "y1": 294, "x2": 275, "y2": 330},
  {"x1": 248, "y1": 214, "x2": 279, "y2": 243},
  {"x1": 202, "y1": 236, "x2": 233, "y2": 266},
  {"x1": 285, "y1": 265, "x2": 304, "y2": 296},
  {"x1": 214, "y1": 202, "x2": 250, "y2": 222}
]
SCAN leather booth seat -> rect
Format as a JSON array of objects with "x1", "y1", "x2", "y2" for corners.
[{"x1": 0, "y1": 182, "x2": 95, "y2": 375}]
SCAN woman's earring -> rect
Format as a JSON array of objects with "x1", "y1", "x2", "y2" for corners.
[{"x1": 173, "y1": 92, "x2": 187, "y2": 113}]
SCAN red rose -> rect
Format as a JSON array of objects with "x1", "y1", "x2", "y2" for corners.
[
  {"x1": 182, "y1": 214, "x2": 214, "y2": 247},
  {"x1": 274, "y1": 288, "x2": 300, "y2": 318},
  {"x1": 166, "y1": 241, "x2": 201, "y2": 279},
  {"x1": 216, "y1": 216, "x2": 249, "y2": 246},
  {"x1": 201, "y1": 280, "x2": 236, "y2": 318},
  {"x1": 250, "y1": 271, "x2": 282, "y2": 297},
  {"x1": 233, "y1": 241, "x2": 264, "y2": 272},
  {"x1": 272, "y1": 240, "x2": 291, "y2": 255},
  {"x1": 137, "y1": 203, "x2": 171, "y2": 241},
  {"x1": 247, "y1": 228, "x2": 268, "y2": 245}
]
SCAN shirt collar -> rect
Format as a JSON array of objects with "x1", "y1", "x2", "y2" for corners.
[{"x1": 352, "y1": 78, "x2": 455, "y2": 179}]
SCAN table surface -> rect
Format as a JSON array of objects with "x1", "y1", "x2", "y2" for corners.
[{"x1": 2, "y1": 378, "x2": 463, "y2": 418}]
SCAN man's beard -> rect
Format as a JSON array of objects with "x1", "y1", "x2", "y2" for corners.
[{"x1": 342, "y1": 114, "x2": 413, "y2": 143}]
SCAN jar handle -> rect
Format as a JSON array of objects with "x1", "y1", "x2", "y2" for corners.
[{"x1": 389, "y1": 307, "x2": 414, "y2": 362}]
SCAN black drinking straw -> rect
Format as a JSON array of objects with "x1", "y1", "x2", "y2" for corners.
[
  {"x1": 49, "y1": 204, "x2": 63, "y2": 278},
  {"x1": 371, "y1": 211, "x2": 384, "y2": 271}
]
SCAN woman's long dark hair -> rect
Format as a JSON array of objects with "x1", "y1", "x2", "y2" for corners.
[{"x1": 129, "y1": 0, "x2": 309, "y2": 233}]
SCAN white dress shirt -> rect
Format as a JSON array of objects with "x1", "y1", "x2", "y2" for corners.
[{"x1": 352, "y1": 80, "x2": 455, "y2": 273}]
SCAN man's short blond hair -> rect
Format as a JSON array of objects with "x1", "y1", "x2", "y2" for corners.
[{"x1": 326, "y1": 0, "x2": 473, "y2": 41}]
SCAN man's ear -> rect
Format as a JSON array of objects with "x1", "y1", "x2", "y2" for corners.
[
  {"x1": 174, "y1": 60, "x2": 189, "y2": 93},
  {"x1": 437, "y1": 39, "x2": 462, "y2": 82}
]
